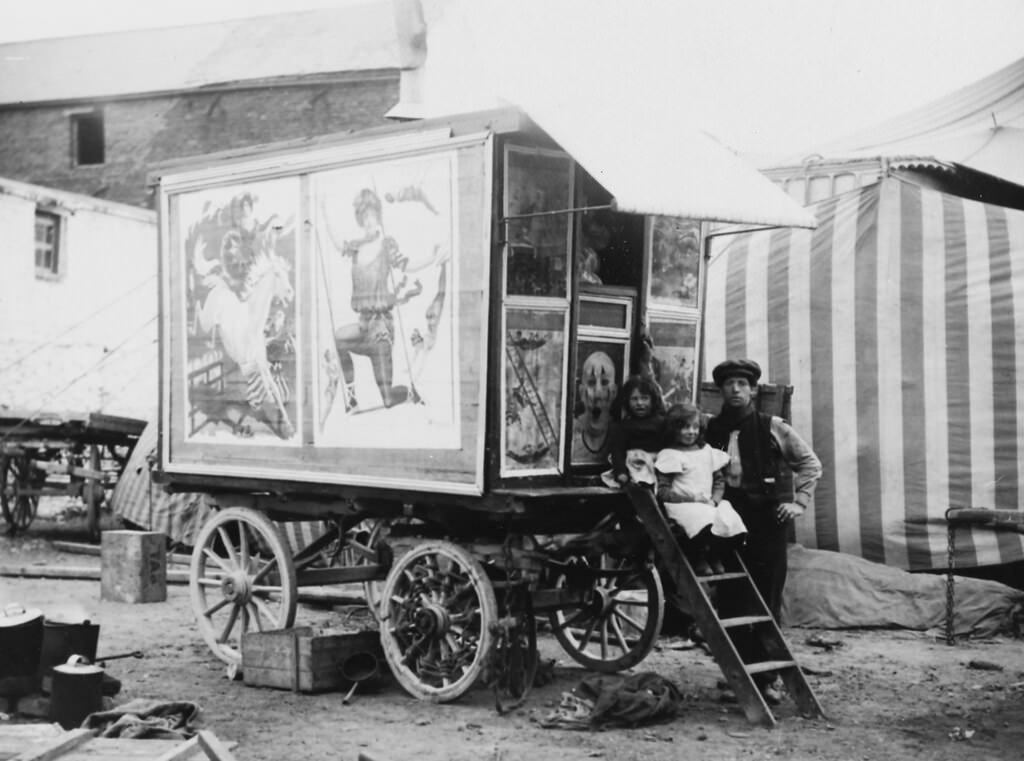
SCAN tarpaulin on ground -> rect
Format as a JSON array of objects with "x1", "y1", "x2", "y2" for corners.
[
  {"x1": 783, "y1": 545, "x2": 1024, "y2": 638},
  {"x1": 705, "y1": 177, "x2": 1024, "y2": 571}
]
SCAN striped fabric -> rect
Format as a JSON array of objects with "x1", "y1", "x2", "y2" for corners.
[
  {"x1": 112, "y1": 420, "x2": 327, "y2": 555},
  {"x1": 704, "y1": 177, "x2": 1024, "y2": 571},
  {"x1": 110, "y1": 421, "x2": 213, "y2": 547}
]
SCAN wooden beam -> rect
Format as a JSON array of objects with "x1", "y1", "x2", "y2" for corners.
[{"x1": 13, "y1": 728, "x2": 93, "y2": 761}]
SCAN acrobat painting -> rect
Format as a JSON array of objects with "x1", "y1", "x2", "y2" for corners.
[
  {"x1": 312, "y1": 153, "x2": 458, "y2": 449},
  {"x1": 181, "y1": 179, "x2": 299, "y2": 443}
]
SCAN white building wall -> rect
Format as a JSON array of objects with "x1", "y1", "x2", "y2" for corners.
[{"x1": 0, "y1": 179, "x2": 157, "y2": 420}]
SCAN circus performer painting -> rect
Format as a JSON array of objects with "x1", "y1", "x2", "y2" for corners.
[
  {"x1": 182, "y1": 180, "x2": 299, "y2": 443},
  {"x1": 313, "y1": 153, "x2": 457, "y2": 449},
  {"x1": 328, "y1": 187, "x2": 421, "y2": 411},
  {"x1": 571, "y1": 346, "x2": 622, "y2": 466}
]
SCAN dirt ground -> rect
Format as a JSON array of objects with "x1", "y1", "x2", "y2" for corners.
[{"x1": 2, "y1": 510, "x2": 1023, "y2": 761}]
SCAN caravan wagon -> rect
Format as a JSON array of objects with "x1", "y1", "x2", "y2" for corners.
[{"x1": 152, "y1": 106, "x2": 817, "y2": 713}]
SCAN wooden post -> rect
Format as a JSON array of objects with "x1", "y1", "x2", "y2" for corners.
[{"x1": 100, "y1": 530, "x2": 167, "y2": 603}]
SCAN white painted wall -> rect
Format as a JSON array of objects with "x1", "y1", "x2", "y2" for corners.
[{"x1": 0, "y1": 178, "x2": 157, "y2": 420}]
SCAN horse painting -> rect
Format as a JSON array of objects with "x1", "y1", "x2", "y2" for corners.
[{"x1": 190, "y1": 235, "x2": 296, "y2": 439}]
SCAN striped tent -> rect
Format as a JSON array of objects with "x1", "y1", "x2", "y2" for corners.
[{"x1": 704, "y1": 176, "x2": 1024, "y2": 571}]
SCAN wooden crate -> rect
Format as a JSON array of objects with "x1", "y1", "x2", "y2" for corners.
[
  {"x1": 0, "y1": 725, "x2": 237, "y2": 760},
  {"x1": 697, "y1": 381, "x2": 793, "y2": 421},
  {"x1": 241, "y1": 627, "x2": 382, "y2": 694},
  {"x1": 100, "y1": 531, "x2": 167, "y2": 604}
]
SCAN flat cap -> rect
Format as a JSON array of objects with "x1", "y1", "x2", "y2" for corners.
[{"x1": 712, "y1": 358, "x2": 761, "y2": 387}]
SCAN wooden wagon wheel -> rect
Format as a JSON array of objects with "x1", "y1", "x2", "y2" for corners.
[
  {"x1": 547, "y1": 554, "x2": 664, "y2": 672},
  {"x1": 1, "y1": 454, "x2": 40, "y2": 536},
  {"x1": 84, "y1": 445, "x2": 104, "y2": 542},
  {"x1": 379, "y1": 540, "x2": 497, "y2": 702},
  {"x1": 189, "y1": 507, "x2": 298, "y2": 665}
]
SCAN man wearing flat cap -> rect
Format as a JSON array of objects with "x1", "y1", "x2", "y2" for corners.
[{"x1": 705, "y1": 358, "x2": 821, "y2": 704}]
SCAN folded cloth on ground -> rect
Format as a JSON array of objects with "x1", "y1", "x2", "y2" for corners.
[
  {"x1": 540, "y1": 672, "x2": 683, "y2": 730},
  {"x1": 83, "y1": 698, "x2": 200, "y2": 739}
]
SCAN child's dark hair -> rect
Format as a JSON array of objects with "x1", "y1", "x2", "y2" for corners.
[
  {"x1": 614, "y1": 374, "x2": 666, "y2": 419},
  {"x1": 664, "y1": 402, "x2": 705, "y2": 446}
]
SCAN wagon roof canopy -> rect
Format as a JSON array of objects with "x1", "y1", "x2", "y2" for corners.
[
  {"x1": 521, "y1": 97, "x2": 817, "y2": 229},
  {"x1": 147, "y1": 101, "x2": 816, "y2": 230}
]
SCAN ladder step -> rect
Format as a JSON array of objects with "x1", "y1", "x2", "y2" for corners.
[
  {"x1": 719, "y1": 614, "x2": 774, "y2": 628},
  {"x1": 745, "y1": 659, "x2": 797, "y2": 675},
  {"x1": 698, "y1": 571, "x2": 748, "y2": 582}
]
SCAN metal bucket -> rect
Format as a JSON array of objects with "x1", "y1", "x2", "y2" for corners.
[
  {"x1": 39, "y1": 620, "x2": 100, "y2": 694},
  {"x1": 49, "y1": 655, "x2": 104, "y2": 729},
  {"x1": 0, "y1": 604, "x2": 44, "y2": 684}
]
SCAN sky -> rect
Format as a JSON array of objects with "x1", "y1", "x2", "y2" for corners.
[{"x1": 2, "y1": 0, "x2": 1022, "y2": 159}]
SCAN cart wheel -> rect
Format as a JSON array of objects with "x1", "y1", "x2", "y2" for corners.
[
  {"x1": 189, "y1": 507, "x2": 298, "y2": 665},
  {"x1": 547, "y1": 554, "x2": 664, "y2": 672},
  {"x1": 379, "y1": 540, "x2": 497, "y2": 702},
  {"x1": 1, "y1": 455, "x2": 39, "y2": 536},
  {"x1": 84, "y1": 445, "x2": 103, "y2": 542}
]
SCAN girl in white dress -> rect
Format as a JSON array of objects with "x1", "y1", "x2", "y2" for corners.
[{"x1": 656, "y1": 403, "x2": 747, "y2": 575}]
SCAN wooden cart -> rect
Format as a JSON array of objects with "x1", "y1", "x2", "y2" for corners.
[
  {"x1": 0, "y1": 411, "x2": 146, "y2": 540},
  {"x1": 152, "y1": 107, "x2": 823, "y2": 719}
]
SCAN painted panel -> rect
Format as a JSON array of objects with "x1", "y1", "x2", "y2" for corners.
[{"x1": 310, "y1": 153, "x2": 459, "y2": 449}]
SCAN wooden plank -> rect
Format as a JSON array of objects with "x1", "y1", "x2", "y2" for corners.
[
  {"x1": 195, "y1": 732, "x2": 237, "y2": 761},
  {"x1": 52, "y1": 543, "x2": 191, "y2": 567},
  {"x1": 151, "y1": 737, "x2": 200, "y2": 761},
  {"x1": 82, "y1": 737, "x2": 231, "y2": 761},
  {"x1": 0, "y1": 565, "x2": 361, "y2": 605},
  {"x1": 0, "y1": 725, "x2": 64, "y2": 761},
  {"x1": 13, "y1": 729, "x2": 92, "y2": 761}
]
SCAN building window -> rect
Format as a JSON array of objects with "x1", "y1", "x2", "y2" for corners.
[
  {"x1": 35, "y1": 211, "x2": 63, "y2": 279},
  {"x1": 72, "y1": 110, "x2": 105, "y2": 165}
]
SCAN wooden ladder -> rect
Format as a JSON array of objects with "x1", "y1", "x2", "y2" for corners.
[{"x1": 626, "y1": 484, "x2": 825, "y2": 727}]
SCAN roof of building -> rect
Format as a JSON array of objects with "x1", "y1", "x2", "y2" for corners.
[
  {"x1": 780, "y1": 56, "x2": 1024, "y2": 187},
  {"x1": 0, "y1": 175, "x2": 155, "y2": 222},
  {"x1": 0, "y1": 3, "x2": 401, "y2": 106}
]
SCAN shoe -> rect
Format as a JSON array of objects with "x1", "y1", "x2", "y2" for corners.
[
  {"x1": 709, "y1": 555, "x2": 726, "y2": 574},
  {"x1": 760, "y1": 684, "x2": 782, "y2": 706}
]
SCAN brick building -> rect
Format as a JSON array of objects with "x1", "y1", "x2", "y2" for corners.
[
  {"x1": 0, "y1": 2, "x2": 426, "y2": 418},
  {"x1": 0, "y1": 3, "x2": 409, "y2": 208}
]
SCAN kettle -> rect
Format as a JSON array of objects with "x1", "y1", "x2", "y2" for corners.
[{"x1": 49, "y1": 655, "x2": 104, "y2": 729}]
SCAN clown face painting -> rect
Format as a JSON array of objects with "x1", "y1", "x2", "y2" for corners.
[{"x1": 571, "y1": 342, "x2": 625, "y2": 466}]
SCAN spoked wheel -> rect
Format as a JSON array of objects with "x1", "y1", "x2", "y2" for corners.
[
  {"x1": 1, "y1": 455, "x2": 39, "y2": 536},
  {"x1": 548, "y1": 554, "x2": 664, "y2": 672},
  {"x1": 379, "y1": 540, "x2": 497, "y2": 702},
  {"x1": 189, "y1": 507, "x2": 298, "y2": 664},
  {"x1": 84, "y1": 446, "x2": 104, "y2": 542}
]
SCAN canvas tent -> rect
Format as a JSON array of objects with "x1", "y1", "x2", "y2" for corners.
[
  {"x1": 789, "y1": 56, "x2": 1024, "y2": 190},
  {"x1": 703, "y1": 176, "x2": 1024, "y2": 572}
]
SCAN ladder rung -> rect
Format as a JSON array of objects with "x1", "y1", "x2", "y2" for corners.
[
  {"x1": 745, "y1": 659, "x2": 797, "y2": 675},
  {"x1": 719, "y1": 614, "x2": 773, "y2": 628},
  {"x1": 698, "y1": 571, "x2": 748, "y2": 582}
]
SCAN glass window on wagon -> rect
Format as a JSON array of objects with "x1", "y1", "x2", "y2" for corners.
[
  {"x1": 645, "y1": 215, "x2": 704, "y2": 409},
  {"x1": 500, "y1": 145, "x2": 573, "y2": 476}
]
